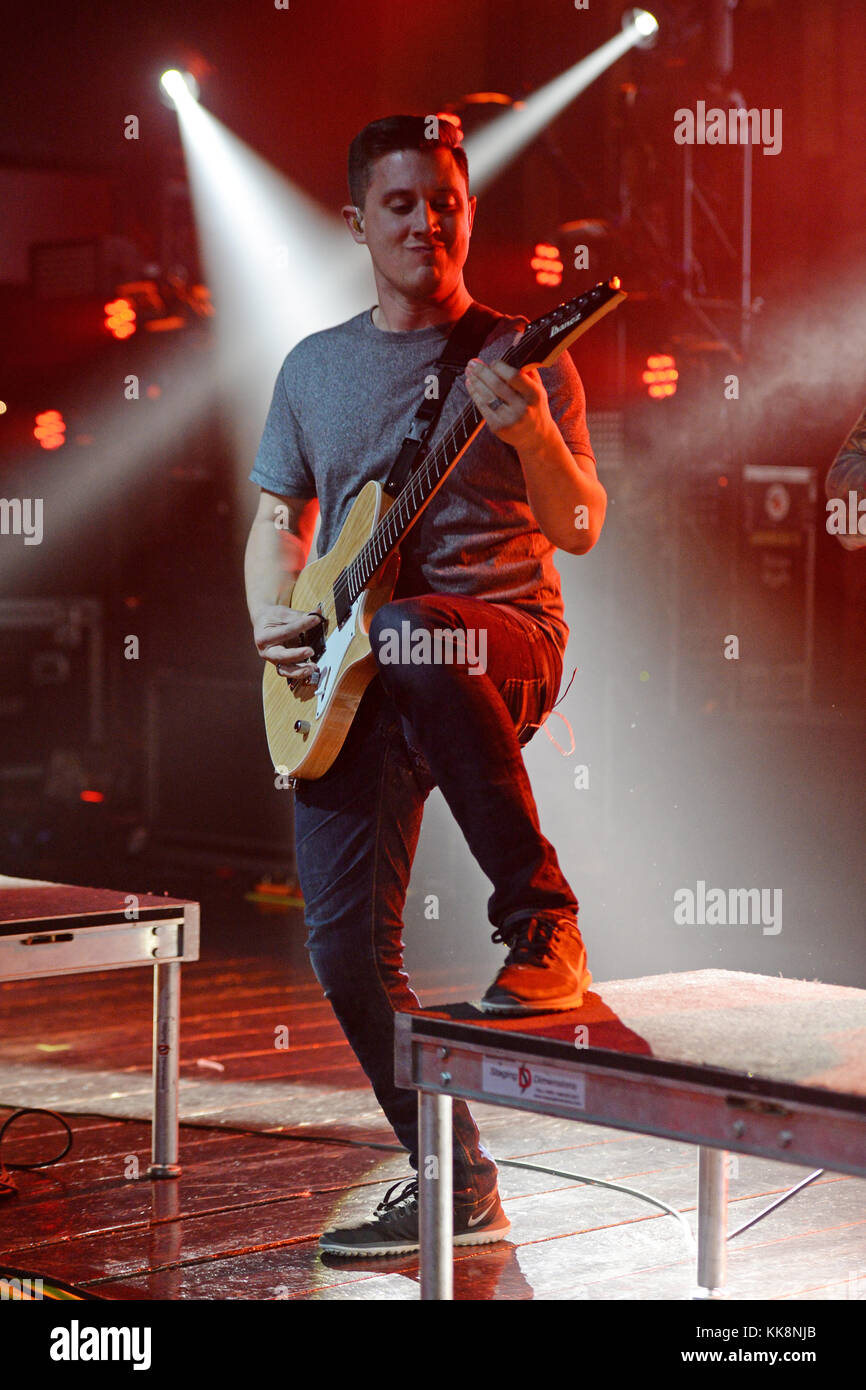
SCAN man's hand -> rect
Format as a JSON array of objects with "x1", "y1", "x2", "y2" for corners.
[
  {"x1": 253, "y1": 604, "x2": 322, "y2": 678},
  {"x1": 464, "y1": 355, "x2": 554, "y2": 454},
  {"x1": 463, "y1": 345, "x2": 606, "y2": 555}
]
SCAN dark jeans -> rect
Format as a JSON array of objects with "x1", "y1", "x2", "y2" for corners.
[{"x1": 293, "y1": 594, "x2": 578, "y2": 1203}]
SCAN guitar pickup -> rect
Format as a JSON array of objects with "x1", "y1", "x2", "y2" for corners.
[{"x1": 306, "y1": 610, "x2": 327, "y2": 659}]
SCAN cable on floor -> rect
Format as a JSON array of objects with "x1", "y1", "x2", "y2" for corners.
[{"x1": 0, "y1": 1107, "x2": 74, "y2": 1197}]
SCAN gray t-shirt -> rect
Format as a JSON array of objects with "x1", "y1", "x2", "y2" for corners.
[{"x1": 249, "y1": 301, "x2": 597, "y2": 659}]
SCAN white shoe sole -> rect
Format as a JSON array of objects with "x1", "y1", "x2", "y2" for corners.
[
  {"x1": 477, "y1": 993, "x2": 587, "y2": 1014},
  {"x1": 319, "y1": 1218, "x2": 511, "y2": 1258},
  {"x1": 478, "y1": 968, "x2": 593, "y2": 1015}
]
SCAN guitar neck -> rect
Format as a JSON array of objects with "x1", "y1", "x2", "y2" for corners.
[
  {"x1": 338, "y1": 278, "x2": 626, "y2": 608},
  {"x1": 344, "y1": 396, "x2": 487, "y2": 602}
]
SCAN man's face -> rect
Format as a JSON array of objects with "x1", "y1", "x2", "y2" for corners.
[{"x1": 348, "y1": 147, "x2": 476, "y2": 303}]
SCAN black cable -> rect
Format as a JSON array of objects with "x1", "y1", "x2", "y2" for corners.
[{"x1": 0, "y1": 1107, "x2": 74, "y2": 1197}]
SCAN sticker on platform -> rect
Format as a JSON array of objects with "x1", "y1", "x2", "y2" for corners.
[{"x1": 482, "y1": 1057, "x2": 585, "y2": 1109}]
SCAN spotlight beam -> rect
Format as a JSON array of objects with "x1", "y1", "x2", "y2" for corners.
[
  {"x1": 0, "y1": 343, "x2": 221, "y2": 588},
  {"x1": 164, "y1": 88, "x2": 370, "y2": 521},
  {"x1": 464, "y1": 27, "x2": 647, "y2": 194}
]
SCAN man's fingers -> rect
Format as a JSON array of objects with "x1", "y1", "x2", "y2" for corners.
[
  {"x1": 489, "y1": 358, "x2": 524, "y2": 384},
  {"x1": 261, "y1": 642, "x2": 316, "y2": 662},
  {"x1": 261, "y1": 613, "x2": 322, "y2": 643},
  {"x1": 467, "y1": 356, "x2": 532, "y2": 398},
  {"x1": 490, "y1": 359, "x2": 538, "y2": 396},
  {"x1": 275, "y1": 661, "x2": 317, "y2": 678},
  {"x1": 270, "y1": 612, "x2": 321, "y2": 632}
]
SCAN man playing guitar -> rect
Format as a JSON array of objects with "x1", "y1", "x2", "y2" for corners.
[{"x1": 244, "y1": 114, "x2": 607, "y2": 1257}]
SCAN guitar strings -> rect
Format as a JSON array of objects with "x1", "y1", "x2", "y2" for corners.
[
  {"x1": 332, "y1": 395, "x2": 482, "y2": 617},
  {"x1": 333, "y1": 331, "x2": 530, "y2": 615},
  {"x1": 331, "y1": 286, "x2": 608, "y2": 618}
]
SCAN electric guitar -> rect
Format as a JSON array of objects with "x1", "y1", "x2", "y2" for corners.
[{"x1": 262, "y1": 277, "x2": 626, "y2": 782}]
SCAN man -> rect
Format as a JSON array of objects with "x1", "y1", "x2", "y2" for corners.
[{"x1": 244, "y1": 115, "x2": 606, "y2": 1257}]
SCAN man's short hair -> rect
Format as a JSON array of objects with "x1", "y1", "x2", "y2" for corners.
[{"x1": 348, "y1": 114, "x2": 469, "y2": 210}]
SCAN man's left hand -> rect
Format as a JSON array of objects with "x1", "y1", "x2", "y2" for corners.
[{"x1": 464, "y1": 355, "x2": 554, "y2": 454}]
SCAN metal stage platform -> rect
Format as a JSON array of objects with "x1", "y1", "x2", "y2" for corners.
[
  {"x1": 396, "y1": 970, "x2": 866, "y2": 1300},
  {"x1": 0, "y1": 876, "x2": 200, "y2": 1178},
  {"x1": 1, "y1": 883, "x2": 864, "y2": 1301}
]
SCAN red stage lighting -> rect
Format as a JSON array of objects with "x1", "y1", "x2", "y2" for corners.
[
  {"x1": 104, "y1": 298, "x2": 137, "y2": 340},
  {"x1": 531, "y1": 243, "x2": 564, "y2": 287},
  {"x1": 642, "y1": 352, "x2": 678, "y2": 399},
  {"x1": 33, "y1": 409, "x2": 66, "y2": 450}
]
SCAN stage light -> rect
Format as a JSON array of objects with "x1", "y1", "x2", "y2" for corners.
[
  {"x1": 622, "y1": 8, "x2": 660, "y2": 47},
  {"x1": 33, "y1": 409, "x2": 66, "y2": 450},
  {"x1": 531, "y1": 243, "x2": 564, "y2": 287},
  {"x1": 642, "y1": 352, "x2": 678, "y2": 398},
  {"x1": 634, "y1": 10, "x2": 659, "y2": 38},
  {"x1": 160, "y1": 68, "x2": 199, "y2": 106},
  {"x1": 0, "y1": 401, "x2": 7, "y2": 414},
  {"x1": 104, "y1": 298, "x2": 136, "y2": 339}
]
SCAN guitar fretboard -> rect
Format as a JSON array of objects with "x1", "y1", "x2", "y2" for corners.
[
  {"x1": 329, "y1": 279, "x2": 621, "y2": 625},
  {"x1": 346, "y1": 398, "x2": 485, "y2": 599},
  {"x1": 333, "y1": 333, "x2": 528, "y2": 618}
]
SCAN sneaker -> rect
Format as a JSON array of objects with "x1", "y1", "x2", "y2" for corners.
[
  {"x1": 318, "y1": 1178, "x2": 510, "y2": 1257},
  {"x1": 479, "y1": 913, "x2": 592, "y2": 1014}
]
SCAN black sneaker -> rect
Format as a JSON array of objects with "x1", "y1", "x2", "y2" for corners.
[
  {"x1": 318, "y1": 1178, "x2": 511, "y2": 1257},
  {"x1": 480, "y1": 913, "x2": 592, "y2": 1014}
]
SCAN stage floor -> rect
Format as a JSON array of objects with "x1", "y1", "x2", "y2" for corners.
[{"x1": 1, "y1": 937, "x2": 864, "y2": 1301}]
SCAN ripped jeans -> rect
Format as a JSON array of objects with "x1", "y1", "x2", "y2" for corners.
[{"x1": 293, "y1": 594, "x2": 577, "y2": 1203}]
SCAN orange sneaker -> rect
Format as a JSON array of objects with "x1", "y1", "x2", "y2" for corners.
[{"x1": 479, "y1": 914, "x2": 592, "y2": 1014}]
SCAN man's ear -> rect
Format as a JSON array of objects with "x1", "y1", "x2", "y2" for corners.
[
  {"x1": 467, "y1": 194, "x2": 477, "y2": 233},
  {"x1": 341, "y1": 204, "x2": 366, "y2": 242}
]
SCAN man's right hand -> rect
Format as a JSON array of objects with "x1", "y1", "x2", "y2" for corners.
[{"x1": 253, "y1": 605, "x2": 323, "y2": 678}]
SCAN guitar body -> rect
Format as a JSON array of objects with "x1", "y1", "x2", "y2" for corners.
[{"x1": 262, "y1": 480, "x2": 400, "y2": 780}]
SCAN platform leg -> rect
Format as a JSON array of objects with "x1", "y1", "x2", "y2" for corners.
[
  {"x1": 419, "y1": 1090, "x2": 453, "y2": 1301},
  {"x1": 147, "y1": 960, "x2": 182, "y2": 1178},
  {"x1": 695, "y1": 1145, "x2": 728, "y2": 1297}
]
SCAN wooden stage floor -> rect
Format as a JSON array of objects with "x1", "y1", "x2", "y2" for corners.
[{"x1": 1, "y1": 935, "x2": 864, "y2": 1301}]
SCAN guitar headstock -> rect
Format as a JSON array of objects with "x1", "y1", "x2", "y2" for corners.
[{"x1": 513, "y1": 277, "x2": 627, "y2": 370}]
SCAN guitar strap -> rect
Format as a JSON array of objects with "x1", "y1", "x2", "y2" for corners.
[{"x1": 383, "y1": 301, "x2": 502, "y2": 498}]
